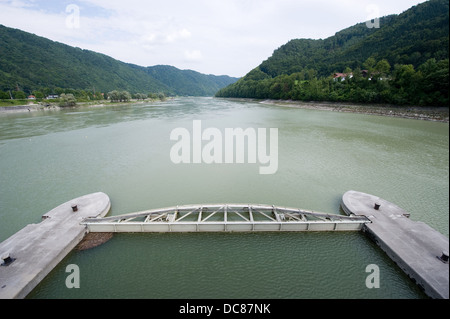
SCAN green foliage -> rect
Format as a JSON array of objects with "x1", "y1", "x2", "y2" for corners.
[
  {"x1": 107, "y1": 90, "x2": 131, "y2": 102},
  {"x1": 133, "y1": 93, "x2": 147, "y2": 100},
  {"x1": 216, "y1": 0, "x2": 449, "y2": 106},
  {"x1": 0, "y1": 91, "x2": 10, "y2": 99},
  {"x1": 375, "y1": 60, "x2": 391, "y2": 77},
  {"x1": 0, "y1": 99, "x2": 28, "y2": 107},
  {"x1": 0, "y1": 25, "x2": 238, "y2": 97},
  {"x1": 145, "y1": 65, "x2": 238, "y2": 96},
  {"x1": 32, "y1": 91, "x2": 44, "y2": 99},
  {"x1": 216, "y1": 58, "x2": 449, "y2": 106},
  {"x1": 158, "y1": 92, "x2": 167, "y2": 101},
  {"x1": 12, "y1": 91, "x2": 26, "y2": 99},
  {"x1": 59, "y1": 93, "x2": 77, "y2": 107}
]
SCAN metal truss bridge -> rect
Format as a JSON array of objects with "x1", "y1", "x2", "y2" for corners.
[{"x1": 82, "y1": 204, "x2": 370, "y2": 233}]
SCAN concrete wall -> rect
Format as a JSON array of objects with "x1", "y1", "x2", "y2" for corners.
[{"x1": 86, "y1": 221, "x2": 364, "y2": 233}]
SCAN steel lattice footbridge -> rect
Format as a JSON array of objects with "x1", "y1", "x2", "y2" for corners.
[
  {"x1": 2, "y1": 192, "x2": 448, "y2": 299},
  {"x1": 81, "y1": 204, "x2": 370, "y2": 233}
]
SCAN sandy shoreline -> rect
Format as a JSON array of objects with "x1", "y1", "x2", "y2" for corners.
[
  {"x1": 0, "y1": 98, "x2": 170, "y2": 115},
  {"x1": 259, "y1": 99, "x2": 449, "y2": 123},
  {"x1": 0, "y1": 100, "x2": 145, "y2": 114},
  {"x1": 0, "y1": 104, "x2": 61, "y2": 114}
]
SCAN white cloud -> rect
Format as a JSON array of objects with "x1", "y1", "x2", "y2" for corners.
[
  {"x1": 139, "y1": 28, "x2": 191, "y2": 47},
  {"x1": 184, "y1": 50, "x2": 203, "y2": 62},
  {"x1": 165, "y1": 28, "x2": 192, "y2": 43},
  {"x1": 0, "y1": 0, "x2": 35, "y2": 8},
  {"x1": 0, "y1": 0, "x2": 429, "y2": 77}
]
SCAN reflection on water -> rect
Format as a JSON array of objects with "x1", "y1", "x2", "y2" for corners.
[{"x1": 0, "y1": 98, "x2": 260, "y2": 141}]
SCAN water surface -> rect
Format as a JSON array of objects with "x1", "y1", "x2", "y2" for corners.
[{"x1": 0, "y1": 97, "x2": 448, "y2": 298}]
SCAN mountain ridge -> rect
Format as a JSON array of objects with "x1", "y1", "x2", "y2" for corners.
[
  {"x1": 216, "y1": 0, "x2": 449, "y2": 106},
  {"x1": 0, "y1": 24, "x2": 238, "y2": 96},
  {"x1": 258, "y1": 0, "x2": 448, "y2": 78}
]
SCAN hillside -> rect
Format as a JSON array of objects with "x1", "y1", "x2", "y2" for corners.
[
  {"x1": 216, "y1": 0, "x2": 449, "y2": 106},
  {"x1": 0, "y1": 25, "x2": 238, "y2": 96},
  {"x1": 145, "y1": 65, "x2": 239, "y2": 96}
]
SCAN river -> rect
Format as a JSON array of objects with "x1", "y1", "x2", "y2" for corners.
[{"x1": 0, "y1": 97, "x2": 448, "y2": 298}]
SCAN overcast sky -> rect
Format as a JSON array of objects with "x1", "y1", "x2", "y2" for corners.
[{"x1": 0, "y1": 0, "x2": 427, "y2": 77}]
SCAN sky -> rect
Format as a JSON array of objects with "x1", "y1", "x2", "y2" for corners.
[{"x1": 0, "y1": 0, "x2": 428, "y2": 77}]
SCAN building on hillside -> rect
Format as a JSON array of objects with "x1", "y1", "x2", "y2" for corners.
[
  {"x1": 333, "y1": 70, "x2": 383, "y2": 81},
  {"x1": 333, "y1": 72, "x2": 353, "y2": 81}
]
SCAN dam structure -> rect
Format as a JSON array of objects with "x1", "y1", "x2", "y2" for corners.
[
  {"x1": 341, "y1": 190, "x2": 449, "y2": 299},
  {"x1": 0, "y1": 192, "x2": 111, "y2": 299},
  {"x1": 1, "y1": 191, "x2": 448, "y2": 299},
  {"x1": 81, "y1": 204, "x2": 370, "y2": 233}
]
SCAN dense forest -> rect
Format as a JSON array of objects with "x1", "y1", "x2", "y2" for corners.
[
  {"x1": 145, "y1": 65, "x2": 240, "y2": 97},
  {"x1": 0, "y1": 25, "x2": 238, "y2": 98},
  {"x1": 216, "y1": 0, "x2": 449, "y2": 106}
]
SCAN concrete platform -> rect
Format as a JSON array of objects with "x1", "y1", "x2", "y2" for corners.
[
  {"x1": 341, "y1": 190, "x2": 449, "y2": 299},
  {"x1": 0, "y1": 192, "x2": 110, "y2": 299}
]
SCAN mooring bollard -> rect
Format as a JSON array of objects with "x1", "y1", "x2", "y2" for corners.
[
  {"x1": 1, "y1": 253, "x2": 15, "y2": 266},
  {"x1": 374, "y1": 203, "x2": 381, "y2": 210},
  {"x1": 439, "y1": 251, "x2": 449, "y2": 263},
  {"x1": 71, "y1": 204, "x2": 78, "y2": 212}
]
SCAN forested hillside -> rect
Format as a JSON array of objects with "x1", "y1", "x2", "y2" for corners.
[
  {"x1": 145, "y1": 65, "x2": 239, "y2": 96},
  {"x1": 216, "y1": 0, "x2": 449, "y2": 106},
  {"x1": 0, "y1": 25, "x2": 238, "y2": 97}
]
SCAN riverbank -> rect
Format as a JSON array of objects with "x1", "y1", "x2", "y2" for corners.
[
  {"x1": 0, "y1": 104, "x2": 60, "y2": 114},
  {"x1": 260, "y1": 99, "x2": 449, "y2": 123},
  {"x1": 0, "y1": 99, "x2": 169, "y2": 115},
  {"x1": 2, "y1": 98, "x2": 449, "y2": 122}
]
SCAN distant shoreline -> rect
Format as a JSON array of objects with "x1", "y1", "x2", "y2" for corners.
[
  {"x1": 259, "y1": 99, "x2": 449, "y2": 123},
  {"x1": 0, "y1": 104, "x2": 60, "y2": 114},
  {"x1": 0, "y1": 99, "x2": 166, "y2": 115},
  {"x1": 2, "y1": 98, "x2": 448, "y2": 123}
]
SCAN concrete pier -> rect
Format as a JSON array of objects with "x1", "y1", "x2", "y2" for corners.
[
  {"x1": 2, "y1": 190, "x2": 447, "y2": 299},
  {"x1": 341, "y1": 190, "x2": 449, "y2": 299},
  {"x1": 0, "y1": 192, "x2": 110, "y2": 299}
]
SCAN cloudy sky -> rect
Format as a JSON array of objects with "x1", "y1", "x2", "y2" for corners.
[{"x1": 0, "y1": 0, "x2": 427, "y2": 77}]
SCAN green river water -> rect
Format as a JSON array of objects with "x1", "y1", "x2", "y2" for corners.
[{"x1": 0, "y1": 97, "x2": 448, "y2": 299}]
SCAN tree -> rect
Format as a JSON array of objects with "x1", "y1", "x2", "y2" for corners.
[
  {"x1": 418, "y1": 58, "x2": 438, "y2": 75},
  {"x1": 353, "y1": 67, "x2": 363, "y2": 81},
  {"x1": 108, "y1": 90, "x2": 120, "y2": 102},
  {"x1": 391, "y1": 64, "x2": 423, "y2": 104},
  {"x1": 158, "y1": 92, "x2": 166, "y2": 101},
  {"x1": 32, "y1": 91, "x2": 44, "y2": 99},
  {"x1": 134, "y1": 93, "x2": 147, "y2": 100},
  {"x1": 343, "y1": 67, "x2": 353, "y2": 75},
  {"x1": 119, "y1": 91, "x2": 131, "y2": 102},
  {"x1": 13, "y1": 91, "x2": 26, "y2": 99},
  {"x1": 418, "y1": 58, "x2": 449, "y2": 105},
  {"x1": 59, "y1": 93, "x2": 77, "y2": 107},
  {"x1": 148, "y1": 93, "x2": 158, "y2": 100},
  {"x1": 0, "y1": 91, "x2": 10, "y2": 99},
  {"x1": 93, "y1": 92, "x2": 104, "y2": 100},
  {"x1": 363, "y1": 57, "x2": 376, "y2": 73},
  {"x1": 375, "y1": 59, "x2": 391, "y2": 77}
]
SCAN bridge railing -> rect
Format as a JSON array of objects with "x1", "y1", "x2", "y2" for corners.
[{"x1": 81, "y1": 204, "x2": 370, "y2": 233}]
